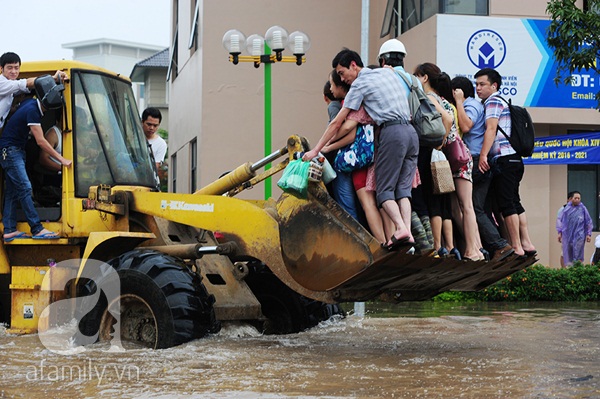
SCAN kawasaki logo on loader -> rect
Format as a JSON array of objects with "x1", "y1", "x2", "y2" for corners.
[{"x1": 160, "y1": 200, "x2": 215, "y2": 212}]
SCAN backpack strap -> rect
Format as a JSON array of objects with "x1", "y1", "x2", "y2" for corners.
[
  {"x1": 394, "y1": 69, "x2": 417, "y2": 92},
  {"x1": 493, "y1": 94, "x2": 511, "y2": 141}
]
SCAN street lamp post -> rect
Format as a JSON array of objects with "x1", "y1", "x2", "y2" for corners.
[{"x1": 222, "y1": 26, "x2": 310, "y2": 200}]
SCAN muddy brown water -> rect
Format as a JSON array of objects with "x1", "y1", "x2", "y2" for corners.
[{"x1": 0, "y1": 302, "x2": 599, "y2": 399}]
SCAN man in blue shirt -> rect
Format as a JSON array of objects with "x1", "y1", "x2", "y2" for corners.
[
  {"x1": 0, "y1": 76, "x2": 71, "y2": 242},
  {"x1": 452, "y1": 76, "x2": 513, "y2": 262}
]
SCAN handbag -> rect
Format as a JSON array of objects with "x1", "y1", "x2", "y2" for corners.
[
  {"x1": 277, "y1": 159, "x2": 310, "y2": 198},
  {"x1": 443, "y1": 135, "x2": 470, "y2": 173},
  {"x1": 333, "y1": 125, "x2": 374, "y2": 173},
  {"x1": 430, "y1": 149, "x2": 455, "y2": 194}
]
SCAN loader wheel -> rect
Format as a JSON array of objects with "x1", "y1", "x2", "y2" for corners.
[
  {"x1": 245, "y1": 262, "x2": 344, "y2": 335},
  {"x1": 78, "y1": 250, "x2": 220, "y2": 349}
]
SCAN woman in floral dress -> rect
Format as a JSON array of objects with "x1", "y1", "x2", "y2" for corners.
[{"x1": 415, "y1": 63, "x2": 485, "y2": 261}]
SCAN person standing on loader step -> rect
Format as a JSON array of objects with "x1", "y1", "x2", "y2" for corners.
[
  {"x1": 0, "y1": 52, "x2": 67, "y2": 129},
  {"x1": 303, "y1": 48, "x2": 418, "y2": 251},
  {"x1": 1, "y1": 76, "x2": 71, "y2": 243},
  {"x1": 142, "y1": 107, "x2": 167, "y2": 168}
]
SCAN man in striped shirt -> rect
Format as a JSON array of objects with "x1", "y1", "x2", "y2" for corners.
[{"x1": 475, "y1": 68, "x2": 536, "y2": 259}]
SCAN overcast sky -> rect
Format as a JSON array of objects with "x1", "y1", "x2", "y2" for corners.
[{"x1": 1, "y1": 0, "x2": 170, "y2": 61}]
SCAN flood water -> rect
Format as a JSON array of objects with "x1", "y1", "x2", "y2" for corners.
[{"x1": 1, "y1": 302, "x2": 599, "y2": 399}]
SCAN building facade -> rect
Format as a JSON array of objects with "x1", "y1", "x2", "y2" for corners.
[
  {"x1": 168, "y1": 0, "x2": 599, "y2": 268},
  {"x1": 62, "y1": 38, "x2": 165, "y2": 77},
  {"x1": 130, "y1": 48, "x2": 170, "y2": 128}
]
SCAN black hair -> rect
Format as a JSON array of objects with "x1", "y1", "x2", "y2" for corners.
[
  {"x1": 142, "y1": 107, "x2": 162, "y2": 122},
  {"x1": 0, "y1": 52, "x2": 21, "y2": 68},
  {"x1": 569, "y1": 191, "x2": 580, "y2": 198},
  {"x1": 414, "y1": 63, "x2": 453, "y2": 104},
  {"x1": 378, "y1": 52, "x2": 404, "y2": 68},
  {"x1": 474, "y1": 68, "x2": 502, "y2": 89},
  {"x1": 323, "y1": 81, "x2": 336, "y2": 101},
  {"x1": 451, "y1": 76, "x2": 475, "y2": 98},
  {"x1": 330, "y1": 69, "x2": 350, "y2": 94},
  {"x1": 332, "y1": 48, "x2": 363, "y2": 69}
]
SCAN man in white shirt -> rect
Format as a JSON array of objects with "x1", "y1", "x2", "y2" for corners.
[
  {"x1": 0, "y1": 52, "x2": 66, "y2": 129},
  {"x1": 141, "y1": 107, "x2": 167, "y2": 168}
]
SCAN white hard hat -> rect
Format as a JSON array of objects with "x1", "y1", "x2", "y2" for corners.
[{"x1": 378, "y1": 39, "x2": 407, "y2": 57}]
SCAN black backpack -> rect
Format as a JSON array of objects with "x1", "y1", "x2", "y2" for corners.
[{"x1": 496, "y1": 96, "x2": 535, "y2": 157}]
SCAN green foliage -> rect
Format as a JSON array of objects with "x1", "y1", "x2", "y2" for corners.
[
  {"x1": 157, "y1": 128, "x2": 169, "y2": 142},
  {"x1": 433, "y1": 263, "x2": 600, "y2": 302},
  {"x1": 546, "y1": 0, "x2": 600, "y2": 108},
  {"x1": 432, "y1": 291, "x2": 479, "y2": 302},
  {"x1": 156, "y1": 128, "x2": 169, "y2": 191}
]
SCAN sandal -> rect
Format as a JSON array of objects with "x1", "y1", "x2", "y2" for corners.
[
  {"x1": 32, "y1": 231, "x2": 60, "y2": 240},
  {"x1": 384, "y1": 234, "x2": 414, "y2": 251},
  {"x1": 3, "y1": 231, "x2": 31, "y2": 243}
]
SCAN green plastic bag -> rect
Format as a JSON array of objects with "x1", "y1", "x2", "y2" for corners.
[{"x1": 277, "y1": 159, "x2": 310, "y2": 198}]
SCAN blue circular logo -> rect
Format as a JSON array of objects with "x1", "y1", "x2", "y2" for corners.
[{"x1": 467, "y1": 29, "x2": 506, "y2": 69}]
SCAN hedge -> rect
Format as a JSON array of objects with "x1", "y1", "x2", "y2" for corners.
[{"x1": 433, "y1": 263, "x2": 600, "y2": 302}]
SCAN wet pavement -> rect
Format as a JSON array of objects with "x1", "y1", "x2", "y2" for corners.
[{"x1": 0, "y1": 302, "x2": 599, "y2": 398}]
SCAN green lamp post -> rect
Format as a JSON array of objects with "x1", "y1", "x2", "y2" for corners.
[{"x1": 222, "y1": 26, "x2": 310, "y2": 200}]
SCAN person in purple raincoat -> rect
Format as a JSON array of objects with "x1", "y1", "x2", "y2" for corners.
[{"x1": 557, "y1": 191, "x2": 593, "y2": 266}]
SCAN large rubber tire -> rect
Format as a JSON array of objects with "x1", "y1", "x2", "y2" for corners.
[
  {"x1": 244, "y1": 262, "x2": 344, "y2": 335},
  {"x1": 78, "y1": 250, "x2": 220, "y2": 349}
]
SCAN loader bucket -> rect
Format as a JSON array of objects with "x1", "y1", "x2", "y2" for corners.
[{"x1": 275, "y1": 182, "x2": 537, "y2": 302}]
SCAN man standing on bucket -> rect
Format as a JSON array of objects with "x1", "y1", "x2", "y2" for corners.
[{"x1": 303, "y1": 48, "x2": 418, "y2": 251}]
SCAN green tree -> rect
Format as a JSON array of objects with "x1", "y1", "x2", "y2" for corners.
[{"x1": 546, "y1": 0, "x2": 600, "y2": 108}]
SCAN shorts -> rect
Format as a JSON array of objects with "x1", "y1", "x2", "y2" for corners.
[{"x1": 352, "y1": 167, "x2": 368, "y2": 191}]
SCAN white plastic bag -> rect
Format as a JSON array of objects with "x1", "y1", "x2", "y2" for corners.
[{"x1": 431, "y1": 148, "x2": 447, "y2": 162}]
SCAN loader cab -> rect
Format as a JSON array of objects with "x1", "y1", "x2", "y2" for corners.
[
  {"x1": 10, "y1": 62, "x2": 159, "y2": 226},
  {"x1": 71, "y1": 70, "x2": 158, "y2": 197}
]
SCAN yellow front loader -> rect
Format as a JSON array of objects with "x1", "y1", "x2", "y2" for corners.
[{"x1": 0, "y1": 61, "x2": 535, "y2": 349}]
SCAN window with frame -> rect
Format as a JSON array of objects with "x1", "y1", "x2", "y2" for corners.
[
  {"x1": 190, "y1": 138, "x2": 197, "y2": 193},
  {"x1": 188, "y1": 0, "x2": 200, "y2": 55},
  {"x1": 171, "y1": 152, "x2": 177, "y2": 193},
  {"x1": 167, "y1": 0, "x2": 179, "y2": 81},
  {"x1": 567, "y1": 164, "x2": 598, "y2": 231},
  {"x1": 381, "y1": 0, "x2": 489, "y2": 36},
  {"x1": 566, "y1": 129, "x2": 599, "y2": 231}
]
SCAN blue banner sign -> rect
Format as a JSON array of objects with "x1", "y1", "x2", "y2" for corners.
[
  {"x1": 438, "y1": 15, "x2": 600, "y2": 109},
  {"x1": 523, "y1": 131, "x2": 600, "y2": 165}
]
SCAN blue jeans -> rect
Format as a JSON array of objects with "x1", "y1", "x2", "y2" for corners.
[
  {"x1": 331, "y1": 171, "x2": 360, "y2": 220},
  {"x1": 471, "y1": 155, "x2": 508, "y2": 250},
  {"x1": 0, "y1": 147, "x2": 43, "y2": 235}
]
